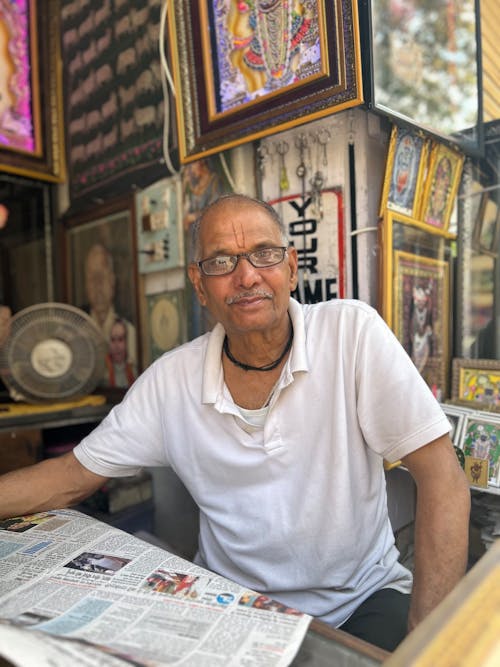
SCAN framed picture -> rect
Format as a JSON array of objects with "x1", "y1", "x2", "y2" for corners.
[
  {"x1": 64, "y1": 197, "x2": 140, "y2": 390},
  {"x1": 135, "y1": 176, "x2": 185, "y2": 274},
  {"x1": 440, "y1": 403, "x2": 469, "y2": 448},
  {"x1": 460, "y1": 413, "x2": 500, "y2": 487},
  {"x1": 168, "y1": 0, "x2": 363, "y2": 162},
  {"x1": 380, "y1": 211, "x2": 454, "y2": 329},
  {"x1": 366, "y1": 0, "x2": 482, "y2": 154},
  {"x1": 451, "y1": 359, "x2": 500, "y2": 413},
  {"x1": 145, "y1": 289, "x2": 186, "y2": 366},
  {"x1": 473, "y1": 196, "x2": 500, "y2": 257},
  {"x1": 0, "y1": 0, "x2": 65, "y2": 181},
  {"x1": 420, "y1": 142, "x2": 465, "y2": 231},
  {"x1": 379, "y1": 125, "x2": 428, "y2": 218},
  {"x1": 392, "y1": 249, "x2": 450, "y2": 397}
]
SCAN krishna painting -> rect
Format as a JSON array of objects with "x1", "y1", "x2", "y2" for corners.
[{"x1": 213, "y1": 0, "x2": 322, "y2": 112}]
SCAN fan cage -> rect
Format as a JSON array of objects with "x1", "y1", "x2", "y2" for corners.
[{"x1": 0, "y1": 303, "x2": 107, "y2": 403}]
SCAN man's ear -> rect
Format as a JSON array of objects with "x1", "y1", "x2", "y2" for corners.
[
  {"x1": 187, "y1": 264, "x2": 207, "y2": 306},
  {"x1": 287, "y1": 246, "x2": 299, "y2": 292}
]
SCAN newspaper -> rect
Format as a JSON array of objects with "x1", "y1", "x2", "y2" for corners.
[{"x1": 0, "y1": 509, "x2": 312, "y2": 666}]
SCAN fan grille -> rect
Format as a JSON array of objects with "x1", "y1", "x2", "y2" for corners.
[{"x1": 0, "y1": 303, "x2": 107, "y2": 403}]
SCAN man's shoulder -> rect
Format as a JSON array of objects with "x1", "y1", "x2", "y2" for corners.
[{"x1": 300, "y1": 298, "x2": 378, "y2": 321}]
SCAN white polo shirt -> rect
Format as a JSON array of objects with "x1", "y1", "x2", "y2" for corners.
[{"x1": 74, "y1": 298, "x2": 450, "y2": 626}]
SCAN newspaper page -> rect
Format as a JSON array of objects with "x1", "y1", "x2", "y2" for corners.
[{"x1": 0, "y1": 509, "x2": 312, "y2": 666}]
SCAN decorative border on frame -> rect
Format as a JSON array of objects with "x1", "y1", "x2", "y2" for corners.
[
  {"x1": 0, "y1": 0, "x2": 65, "y2": 181},
  {"x1": 168, "y1": 0, "x2": 363, "y2": 162}
]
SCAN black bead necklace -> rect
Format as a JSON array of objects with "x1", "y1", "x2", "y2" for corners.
[{"x1": 223, "y1": 325, "x2": 294, "y2": 372}]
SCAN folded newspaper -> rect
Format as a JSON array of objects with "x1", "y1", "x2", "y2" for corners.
[{"x1": 0, "y1": 509, "x2": 312, "y2": 666}]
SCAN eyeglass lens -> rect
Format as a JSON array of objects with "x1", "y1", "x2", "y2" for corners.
[{"x1": 200, "y1": 247, "x2": 285, "y2": 275}]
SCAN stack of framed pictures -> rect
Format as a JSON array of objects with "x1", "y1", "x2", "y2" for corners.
[
  {"x1": 379, "y1": 125, "x2": 465, "y2": 400},
  {"x1": 441, "y1": 402, "x2": 500, "y2": 492}
]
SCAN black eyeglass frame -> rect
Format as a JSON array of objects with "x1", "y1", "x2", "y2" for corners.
[{"x1": 197, "y1": 246, "x2": 288, "y2": 276}]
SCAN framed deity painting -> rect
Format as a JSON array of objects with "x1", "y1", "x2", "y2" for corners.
[
  {"x1": 64, "y1": 197, "x2": 140, "y2": 390},
  {"x1": 459, "y1": 413, "x2": 500, "y2": 487},
  {"x1": 0, "y1": 0, "x2": 65, "y2": 181},
  {"x1": 393, "y1": 250, "x2": 450, "y2": 398},
  {"x1": 451, "y1": 358, "x2": 500, "y2": 413},
  {"x1": 168, "y1": 0, "x2": 363, "y2": 162},
  {"x1": 379, "y1": 125, "x2": 428, "y2": 219},
  {"x1": 419, "y1": 142, "x2": 465, "y2": 232}
]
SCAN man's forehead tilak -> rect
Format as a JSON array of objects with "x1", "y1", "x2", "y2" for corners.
[{"x1": 231, "y1": 221, "x2": 246, "y2": 249}]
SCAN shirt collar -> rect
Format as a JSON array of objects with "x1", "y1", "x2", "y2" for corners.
[{"x1": 202, "y1": 297, "x2": 308, "y2": 405}]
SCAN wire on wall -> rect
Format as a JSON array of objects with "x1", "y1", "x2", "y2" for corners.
[
  {"x1": 159, "y1": 0, "x2": 178, "y2": 176},
  {"x1": 158, "y1": 1, "x2": 237, "y2": 192}
]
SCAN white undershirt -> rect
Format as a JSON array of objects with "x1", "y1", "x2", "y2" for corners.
[{"x1": 237, "y1": 404, "x2": 269, "y2": 428}]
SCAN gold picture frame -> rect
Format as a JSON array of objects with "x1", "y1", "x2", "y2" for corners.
[
  {"x1": 0, "y1": 0, "x2": 65, "y2": 182},
  {"x1": 379, "y1": 125, "x2": 429, "y2": 219},
  {"x1": 451, "y1": 358, "x2": 500, "y2": 413},
  {"x1": 168, "y1": 0, "x2": 363, "y2": 163},
  {"x1": 419, "y1": 141, "x2": 465, "y2": 232},
  {"x1": 379, "y1": 211, "x2": 453, "y2": 398}
]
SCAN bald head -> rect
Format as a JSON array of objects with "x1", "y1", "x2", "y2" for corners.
[{"x1": 190, "y1": 194, "x2": 288, "y2": 262}]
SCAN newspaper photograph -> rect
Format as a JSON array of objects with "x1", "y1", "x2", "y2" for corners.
[{"x1": 0, "y1": 509, "x2": 312, "y2": 666}]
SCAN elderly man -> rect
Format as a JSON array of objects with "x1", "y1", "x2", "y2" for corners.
[{"x1": 0, "y1": 194, "x2": 470, "y2": 651}]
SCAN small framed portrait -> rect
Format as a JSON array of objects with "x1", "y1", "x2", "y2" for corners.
[
  {"x1": 420, "y1": 142, "x2": 465, "y2": 231},
  {"x1": 393, "y1": 250, "x2": 450, "y2": 397},
  {"x1": 64, "y1": 197, "x2": 140, "y2": 390},
  {"x1": 0, "y1": 0, "x2": 65, "y2": 181},
  {"x1": 473, "y1": 196, "x2": 500, "y2": 257},
  {"x1": 460, "y1": 414, "x2": 500, "y2": 487},
  {"x1": 168, "y1": 0, "x2": 363, "y2": 162},
  {"x1": 451, "y1": 358, "x2": 500, "y2": 413},
  {"x1": 379, "y1": 125, "x2": 428, "y2": 219}
]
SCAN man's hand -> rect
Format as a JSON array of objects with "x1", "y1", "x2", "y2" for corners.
[
  {"x1": 0, "y1": 451, "x2": 108, "y2": 519},
  {"x1": 402, "y1": 434, "x2": 470, "y2": 632}
]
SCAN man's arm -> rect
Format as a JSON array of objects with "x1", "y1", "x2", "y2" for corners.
[
  {"x1": 402, "y1": 433, "x2": 471, "y2": 632},
  {"x1": 0, "y1": 451, "x2": 108, "y2": 519}
]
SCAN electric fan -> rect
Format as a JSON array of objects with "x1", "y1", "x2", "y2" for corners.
[{"x1": 0, "y1": 303, "x2": 107, "y2": 403}]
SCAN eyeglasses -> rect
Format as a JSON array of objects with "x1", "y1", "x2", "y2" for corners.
[{"x1": 197, "y1": 247, "x2": 287, "y2": 276}]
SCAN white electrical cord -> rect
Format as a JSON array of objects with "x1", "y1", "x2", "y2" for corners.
[
  {"x1": 158, "y1": 0, "x2": 237, "y2": 192},
  {"x1": 219, "y1": 151, "x2": 237, "y2": 192},
  {"x1": 159, "y1": 0, "x2": 178, "y2": 175}
]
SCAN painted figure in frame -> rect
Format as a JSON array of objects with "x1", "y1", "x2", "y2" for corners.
[
  {"x1": 388, "y1": 130, "x2": 423, "y2": 215},
  {"x1": 84, "y1": 243, "x2": 137, "y2": 387},
  {"x1": 217, "y1": 0, "x2": 320, "y2": 109}
]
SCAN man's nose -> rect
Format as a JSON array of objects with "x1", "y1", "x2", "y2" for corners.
[{"x1": 233, "y1": 256, "x2": 261, "y2": 285}]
